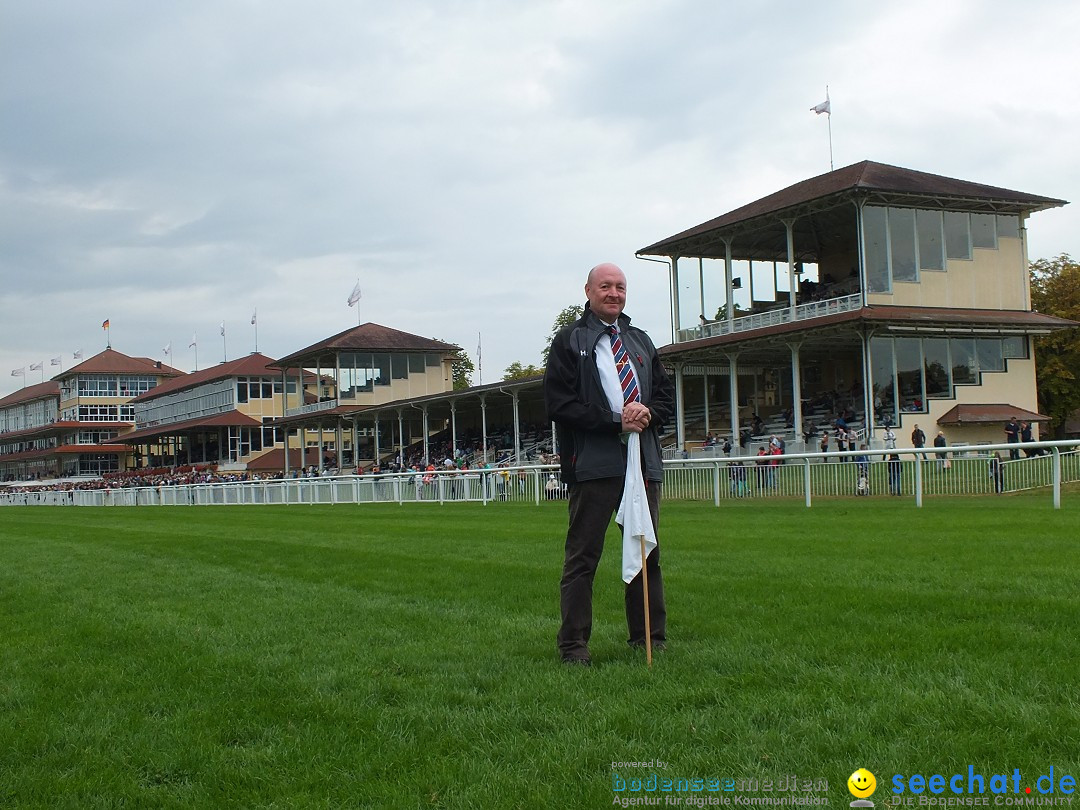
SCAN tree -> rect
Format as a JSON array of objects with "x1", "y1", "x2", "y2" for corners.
[
  {"x1": 436, "y1": 339, "x2": 474, "y2": 390},
  {"x1": 540, "y1": 304, "x2": 584, "y2": 366},
  {"x1": 503, "y1": 361, "x2": 543, "y2": 380},
  {"x1": 1030, "y1": 253, "x2": 1080, "y2": 438}
]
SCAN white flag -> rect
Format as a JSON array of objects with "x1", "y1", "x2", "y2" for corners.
[
  {"x1": 347, "y1": 280, "x2": 362, "y2": 307},
  {"x1": 220, "y1": 321, "x2": 226, "y2": 337},
  {"x1": 189, "y1": 333, "x2": 197, "y2": 348},
  {"x1": 476, "y1": 333, "x2": 482, "y2": 364},
  {"x1": 251, "y1": 310, "x2": 257, "y2": 325},
  {"x1": 29, "y1": 361, "x2": 43, "y2": 371},
  {"x1": 163, "y1": 343, "x2": 171, "y2": 356},
  {"x1": 811, "y1": 98, "x2": 830, "y2": 115},
  {"x1": 73, "y1": 350, "x2": 83, "y2": 360},
  {"x1": 616, "y1": 432, "x2": 657, "y2": 584},
  {"x1": 10, "y1": 368, "x2": 24, "y2": 377},
  {"x1": 50, "y1": 357, "x2": 61, "y2": 366}
]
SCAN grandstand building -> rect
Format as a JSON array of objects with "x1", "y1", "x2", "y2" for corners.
[
  {"x1": 0, "y1": 349, "x2": 182, "y2": 480},
  {"x1": 637, "y1": 160, "x2": 1074, "y2": 450},
  {"x1": 270, "y1": 323, "x2": 464, "y2": 471},
  {"x1": 111, "y1": 353, "x2": 323, "y2": 472}
]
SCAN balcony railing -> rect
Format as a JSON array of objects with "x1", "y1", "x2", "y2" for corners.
[
  {"x1": 285, "y1": 399, "x2": 339, "y2": 417},
  {"x1": 677, "y1": 293, "x2": 862, "y2": 343}
]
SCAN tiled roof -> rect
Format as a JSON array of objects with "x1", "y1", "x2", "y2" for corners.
[
  {"x1": 0, "y1": 381, "x2": 60, "y2": 408},
  {"x1": 131, "y1": 353, "x2": 291, "y2": 403},
  {"x1": 245, "y1": 447, "x2": 322, "y2": 470},
  {"x1": 937, "y1": 404, "x2": 1049, "y2": 424},
  {"x1": 273, "y1": 323, "x2": 459, "y2": 367},
  {"x1": 112, "y1": 411, "x2": 263, "y2": 444},
  {"x1": 639, "y1": 160, "x2": 1068, "y2": 256},
  {"x1": 52, "y1": 348, "x2": 184, "y2": 381}
]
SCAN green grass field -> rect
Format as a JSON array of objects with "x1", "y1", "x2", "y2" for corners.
[{"x1": 2, "y1": 496, "x2": 1079, "y2": 809}]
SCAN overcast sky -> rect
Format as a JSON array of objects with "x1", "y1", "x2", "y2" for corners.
[{"x1": 2, "y1": 0, "x2": 1078, "y2": 398}]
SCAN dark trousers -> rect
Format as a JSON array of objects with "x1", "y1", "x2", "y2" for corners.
[{"x1": 557, "y1": 477, "x2": 666, "y2": 660}]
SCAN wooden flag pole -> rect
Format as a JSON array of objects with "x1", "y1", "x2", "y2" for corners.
[{"x1": 640, "y1": 535, "x2": 652, "y2": 668}]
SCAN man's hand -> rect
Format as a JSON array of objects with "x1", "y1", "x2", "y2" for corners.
[{"x1": 621, "y1": 402, "x2": 651, "y2": 434}]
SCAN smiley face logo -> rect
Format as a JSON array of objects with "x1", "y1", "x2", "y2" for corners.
[{"x1": 848, "y1": 769, "x2": 877, "y2": 799}]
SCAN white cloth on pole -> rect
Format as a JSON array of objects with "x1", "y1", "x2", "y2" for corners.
[{"x1": 617, "y1": 431, "x2": 657, "y2": 584}]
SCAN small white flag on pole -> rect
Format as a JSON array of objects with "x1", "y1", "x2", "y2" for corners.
[
  {"x1": 220, "y1": 321, "x2": 226, "y2": 337},
  {"x1": 189, "y1": 333, "x2": 197, "y2": 348},
  {"x1": 251, "y1": 310, "x2": 257, "y2": 325},
  {"x1": 29, "y1": 361, "x2": 43, "y2": 371},
  {"x1": 163, "y1": 343, "x2": 172, "y2": 356},
  {"x1": 347, "y1": 280, "x2": 362, "y2": 307},
  {"x1": 50, "y1": 357, "x2": 61, "y2": 366},
  {"x1": 811, "y1": 98, "x2": 830, "y2": 115},
  {"x1": 10, "y1": 368, "x2": 24, "y2": 377},
  {"x1": 73, "y1": 350, "x2": 83, "y2": 360}
]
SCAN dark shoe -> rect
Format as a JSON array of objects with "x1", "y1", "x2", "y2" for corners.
[{"x1": 562, "y1": 656, "x2": 591, "y2": 667}]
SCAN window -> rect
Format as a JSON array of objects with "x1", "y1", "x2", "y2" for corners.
[
  {"x1": 923, "y1": 338, "x2": 951, "y2": 398},
  {"x1": 870, "y1": 337, "x2": 897, "y2": 425},
  {"x1": 950, "y1": 338, "x2": 977, "y2": 384},
  {"x1": 916, "y1": 210, "x2": 945, "y2": 271},
  {"x1": 971, "y1": 213, "x2": 996, "y2": 250},
  {"x1": 996, "y1": 215, "x2": 1020, "y2": 239},
  {"x1": 863, "y1": 206, "x2": 889, "y2": 293},
  {"x1": 895, "y1": 338, "x2": 924, "y2": 411},
  {"x1": 78, "y1": 375, "x2": 118, "y2": 396},
  {"x1": 391, "y1": 354, "x2": 409, "y2": 380},
  {"x1": 372, "y1": 354, "x2": 390, "y2": 386},
  {"x1": 944, "y1": 212, "x2": 972, "y2": 260},
  {"x1": 976, "y1": 338, "x2": 1005, "y2": 372},
  {"x1": 409, "y1": 354, "x2": 426, "y2": 373},
  {"x1": 1002, "y1": 336, "x2": 1027, "y2": 359},
  {"x1": 118, "y1": 376, "x2": 156, "y2": 396},
  {"x1": 888, "y1": 208, "x2": 918, "y2": 282}
]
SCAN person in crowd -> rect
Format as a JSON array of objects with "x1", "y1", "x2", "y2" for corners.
[
  {"x1": 989, "y1": 453, "x2": 1005, "y2": 494},
  {"x1": 933, "y1": 431, "x2": 949, "y2": 469},
  {"x1": 1004, "y1": 417, "x2": 1020, "y2": 460},
  {"x1": 887, "y1": 453, "x2": 903, "y2": 496}
]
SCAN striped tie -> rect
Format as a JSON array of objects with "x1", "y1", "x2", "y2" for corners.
[{"x1": 609, "y1": 326, "x2": 641, "y2": 404}]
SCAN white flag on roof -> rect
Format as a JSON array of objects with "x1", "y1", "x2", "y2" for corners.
[
  {"x1": 347, "y1": 280, "x2": 362, "y2": 307},
  {"x1": 30, "y1": 361, "x2": 43, "y2": 371},
  {"x1": 73, "y1": 350, "x2": 83, "y2": 359},
  {"x1": 811, "y1": 98, "x2": 830, "y2": 115},
  {"x1": 51, "y1": 357, "x2": 61, "y2": 366}
]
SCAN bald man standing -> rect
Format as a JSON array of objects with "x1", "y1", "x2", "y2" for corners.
[{"x1": 543, "y1": 262, "x2": 675, "y2": 666}]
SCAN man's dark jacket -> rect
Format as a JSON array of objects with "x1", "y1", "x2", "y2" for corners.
[{"x1": 543, "y1": 304, "x2": 675, "y2": 484}]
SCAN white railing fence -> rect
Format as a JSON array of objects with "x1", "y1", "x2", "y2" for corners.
[{"x1": 2, "y1": 440, "x2": 1077, "y2": 510}]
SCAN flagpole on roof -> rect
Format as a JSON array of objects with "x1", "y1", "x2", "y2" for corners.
[
  {"x1": 347, "y1": 279, "x2": 362, "y2": 325},
  {"x1": 826, "y1": 86, "x2": 834, "y2": 171},
  {"x1": 811, "y1": 86, "x2": 833, "y2": 171},
  {"x1": 252, "y1": 308, "x2": 258, "y2": 354}
]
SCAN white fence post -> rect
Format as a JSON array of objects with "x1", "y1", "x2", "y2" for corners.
[{"x1": 1053, "y1": 447, "x2": 1062, "y2": 510}]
